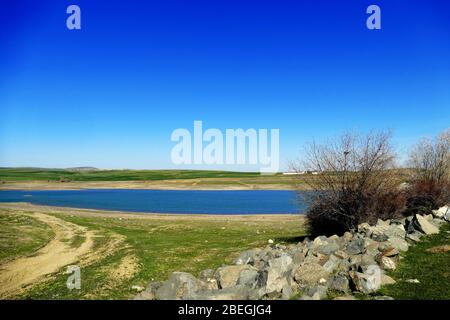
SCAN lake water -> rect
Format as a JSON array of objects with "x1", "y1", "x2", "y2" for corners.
[{"x1": 0, "y1": 189, "x2": 305, "y2": 214}]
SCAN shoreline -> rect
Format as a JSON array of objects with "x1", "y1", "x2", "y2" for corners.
[
  {"x1": 0, "y1": 202, "x2": 304, "y2": 221},
  {"x1": 0, "y1": 179, "x2": 300, "y2": 191}
]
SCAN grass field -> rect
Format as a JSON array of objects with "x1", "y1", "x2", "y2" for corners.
[
  {"x1": 0, "y1": 168, "x2": 263, "y2": 181},
  {"x1": 0, "y1": 204, "x2": 306, "y2": 299},
  {"x1": 379, "y1": 222, "x2": 450, "y2": 300}
]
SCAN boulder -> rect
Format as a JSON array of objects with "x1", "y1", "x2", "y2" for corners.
[
  {"x1": 234, "y1": 249, "x2": 261, "y2": 265},
  {"x1": 306, "y1": 285, "x2": 328, "y2": 300},
  {"x1": 265, "y1": 255, "x2": 293, "y2": 293},
  {"x1": 380, "y1": 274, "x2": 396, "y2": 285},
  {"x1": 346, "y1": 237, "x2": 366, "y2": 255},
  {"x1": 328, "y1": 274, "x2": 350, "y2": 293},
  {"x1": 215, "y1": 265, "x2": 252, "y2": 289},
  {"x1": 189, "y1": 285, "x2": 251, "y2": 300},
  {"x1": 387, "y1": 237, "x2": 409, "y2": 252},
  {"x1": 294, "y1": 263, "x2": 329, "y2": 288},
  {"x1": 432, "y1": 205, "x2": 449, "y2": 218},
  {"x1": 237, "y1": 268, "x2": 259, "y2": 288},
  {"x1": 155, "y1": 272, "x2": 203, "y2": 300},
  {"x1": 322, "y1": 255, "x2": 341, "y2": 273},
  {"x1": 349, "y1": 266, "x2": 381, "y2": 294},
  {"x1": 415, "y1": 214, "x2": 439, "y2": 235},
  {"x1": 198, "y1": 269, "x2": 215, "y2": 280},
  {"x1": 406, "y1": 232, "x2": 422, "y2": 243},
  {"x1": 377, "y1": 256, "x2": 397, "y2": 270}
]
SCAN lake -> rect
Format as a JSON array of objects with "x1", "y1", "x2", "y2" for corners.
[{"x1": 0, "y1": 189, "x2": 306, "y2": 214}]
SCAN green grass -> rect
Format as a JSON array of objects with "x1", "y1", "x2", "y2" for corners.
[
  {"x1": 0, "y1": 168, "x2": 264, "y2": 182},
  {"x1": 15, "y1": 211, "x2": 305, "y2": 299},
  {"x1": 0, "y1": 212, "x2": 54, "y2": 263},
  {"x1": 379, "y1": 223, "x2": 450, "y2": 300}
]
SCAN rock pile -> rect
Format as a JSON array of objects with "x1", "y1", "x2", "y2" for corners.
[{"x1": 135, "y1": 205, "x2": 450, "y2": 300}]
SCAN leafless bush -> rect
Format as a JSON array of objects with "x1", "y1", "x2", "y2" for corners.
[
  {"x1": 406, "y1": 128, "x2": 450, "y2": 213},
  {"x1": 293, "y1": 131, "x2": 405, "y2": 235}
]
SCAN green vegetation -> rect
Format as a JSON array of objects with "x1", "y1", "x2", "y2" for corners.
[
  {"x1": 379, "y1": 223, "x2": 450, "y2": 299},
  {"x1": 0, "y1": 168, "x2": 263, "y2": 182},
  {"x1": 0, "y1": 213, "x2": 54, "y2": 263},
  {"x1": 15, "y1": 210, "x2": 305, "y2": 299}
]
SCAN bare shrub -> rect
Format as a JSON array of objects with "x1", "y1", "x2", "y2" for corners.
[
  {"x1": 294, "y1": 131, "x2": 405, "y2": 236},
  {"x1": 406, "y1": 129, "x2": 450, "y2": 213}
]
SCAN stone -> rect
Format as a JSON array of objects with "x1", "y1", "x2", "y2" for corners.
[
  {"x1": 155, "y1": 272, "x2": 203, "y2": 300},
  {"x1": 265, "y1": 255, "x2": 293, "y2": 293},
  {"x1": 322, "y1": 255, "x2": 341, "y2": 273},
  {"x1": 381, "y1": 247, "x2": 399, "y2": 257},
  {"x1": 281, "y1": 284, "x2": 294, "y2": 300},
  {"x1": 380, "y1": 274, "x2": 396, "y2": 285},
  {"x1": 134, "y1": 291, "x2": 156, "y2": 300},
  {"x1": 334, "y1": 250, "x2": 349, "y2": 260},
  {"x1": 346, "y1": 238, "x2": 365, "y2": 255},
  {"x1": 416, "y1": 214, "x2": 439, "y2": 235},
  {"x1": 378, "y1": 256, "x2": 397, "y2": 270},
  {"x1": 215, "y1": 265, "x2": 251, "y2": 289},
  {"x1": 328, "y1": 274, "x2": 350, "y2": 293},
  {"x1": 360, "y1": 254, "x2": 377, "y2": 267},
  {"x1": 334, "y1": 295, "x2": 356, "y2": 300},
  {"x1": 433, "y1": 205, "x2": 449, "y2": 218},
  {"x1": 234, "y1": 249, "x2": 261, "y2": 265},
  {"x1": 374, "y1": 296, "x2": 394, "y2": 300},
  {"x1": 406, "y1": 232, "x2": 422, "y2": 243},
  {"x1": 189, "y1": 285, "x2": 251, "y2": 300},
  {"x1": 315, "y1": 242, "x2": 340, "y2": 255},
  {"x1": 237, "y1": 268, "x2": 259, "y2": 288},
  {"x1": 349, "y1": 267, "x2": 381, "y2": 294},
  {"x1": 132, "y1": 285, "x2": 145, "y2": 292},
  {"x1": 387, "y1": 237, "x2": 409, "y2": 252},
  {"x1": 198, "y1": 269, "x2": 215, "y2": 280},
  {"x1": 307, "y1": 285, "x2": 328, "y2": 300},
  {"x1": 405, "y1": 279, "x2": 420, "y2": 283},
  {"x1": 294, "y1": 263, "x2": 329, "y2": 288}
]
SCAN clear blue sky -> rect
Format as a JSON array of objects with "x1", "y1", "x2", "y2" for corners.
[{"x1": 1, "y1": 0, "x2": 449, "y2": 170}]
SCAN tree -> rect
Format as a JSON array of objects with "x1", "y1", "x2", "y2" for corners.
[
  {"x1": 406, "y1": 128, "x2": 450, "y2": 212},
  {"x1": 294, "y1": 131, "x2": 404, "y2": 235}
]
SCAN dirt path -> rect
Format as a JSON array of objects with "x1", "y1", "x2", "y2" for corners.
[{"x1": 0, "y1": 212, "x2": 97, "y2": 298}]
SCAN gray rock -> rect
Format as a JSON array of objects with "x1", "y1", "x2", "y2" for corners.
[
  {"x1": 189, "y1": 285, "x2": 251, "y2": 300},
  {"x1": 322, "y1": 254, "x2": 341, "y2": 273},
  {"x1": 234, "y1": 248, "x2": 261, "y2": 265},
  {"x1": 237, "y1": 268, "x2": 259, "y2": 288},
  {"x1": 215, "y1": 265, "x2": 252, "y2": 289},
  {"x1": 432, "y1": 205, "x2": 449, "y2": 218},
  {"x1": 198, "y1": 269, "x2": 215, "y2": 280},
  {"x1": 265, "y1": 255, "x2": 293, "y2": 293},
  {"x1": 294, "y1": 263, "x2": 329, "y2": 288},
  {"x1": 155, "y1": 272, "x2": 203, "y2": 300},
  {"x1": 346, "y1": 238, "x2": 365, "y2": 255},
  {"x1": 415, "y1": 214, "x2": 439, "y2": 235},
  {"x1": 406, "y1": 232, "x2": 422, "y2": 243},
  {"x1": 328, "y1": 274, "x2": 350, "y2": 293},
  {"x1": 307, "y1": 285, "x2": 328, "y2": 300},
  {"x1": 377, "y1": 256, "x2": 397, "y2": 270},
  {"x1": 349, "y1": 267, "x2": 381, "y2": 294},
  {"x1": 387, "y1": 237, "x2": 409, "y2": 252},
  {"x1": 380, "y1": 274, "x2": 396, "y2": 285}
]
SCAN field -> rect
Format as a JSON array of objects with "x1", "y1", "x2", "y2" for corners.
[{"x1": 0, "y1": 203, "x2": 306, "y2": 299}]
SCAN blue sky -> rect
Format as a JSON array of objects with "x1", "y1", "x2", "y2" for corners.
[{"x1": 0, "y1": 0, "x2": 449, "y2": 170}]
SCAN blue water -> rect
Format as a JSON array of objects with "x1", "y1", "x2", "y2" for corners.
[{"x1": 0, "y1": 189, "x2": 305, "y2": 214}]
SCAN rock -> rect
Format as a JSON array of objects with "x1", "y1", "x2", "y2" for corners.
[
  {"x1": 346, "y1": 238, "x2": 365, "y2": 255},
  {"x1": 134, "y1": 291, "x2": 156, "y2": 300},
  {"x1": 445, "y1": 209, "x2": 450, "y2": 222},
  {"x1": 294, "y1": 263, "x2": 329, "y2": 288},
  {"x1": 315, "y1": 242, "x2": 340, "y2": 255},
  {"x1": 268, "y1": 239, "x2": 274, "y2": 244},
  {"x1": 155, "y1": 272, "x2": 203, "y2": 300},
  {"x1": 381, "y1": 247, "x2": 399, "y2": 257},
  {"x1": 406, "y1": 232, "x2": 422, "y2": 243},
  {"x1": 237, "y1": 268, "x2": 259, "y2": 288},
  {"x1": 328, "y1": 274, "x2": 350, "y2": 293},
  {"x1": 307, "y1": 285, "x2": 328, "y2": 300},
  {"x1": 266, "y1": 255, "x2": 293, "y2": 293},
  {"x1": 349, "y1": 266, "x2": 381, "y2": 294},
  {"x1": 387, "y1": 237, "x2": 409, "y2": 252},
  {"x1": 215, "y1": 265, "x2": 251, "y2": 289},
  {"x1": 234, "y1": 249, "x2": 261, "y2": 265},
  {"x1": 433, "y1": 205, "x2": 449, "y2": 218},
  {"x1": 416, "y1": 214, "x2": 439, "y2": 235},
  {"x1": 189, "y1": 285, "x2": 251, "y2": 300},
  {"x1": 374, "y1": 296, "x2": 394, "y2": 300},
  {"x1": 405, "y1": 278, "x2": 420, "y2": 283},
  {"x1": 198, "y1": 269, "x2": 215, "y2": 280},
  {"x1": 334, "y1": 250, "x2": 349, "y2": 260},
  {"x1": 322, "y1": 255, "x2": 341, "y2": 273},
  {"x1": 377, "y1": 256, "x2": 397, "y2": 270},
  {"x1": 281, "y1": 284, "x2": 294, "y2": 300},
  {"x1": 132, "y1": 285, "x2": 145, "y2": 292},
  {"x1": 334, "y1": 295, "x2": 356, "y2": 300},
  {"x1": 380, "y1": 274, "x2": 396, "y2": 285}
]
